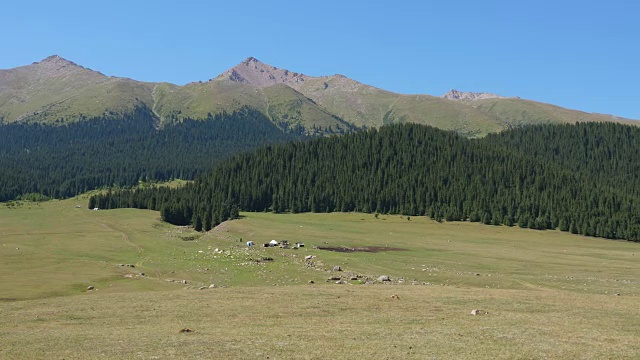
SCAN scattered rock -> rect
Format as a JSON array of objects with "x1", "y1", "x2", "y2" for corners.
[
  {"x1": 391, "y1": 294, "x2": 400, "y2": 299},
  {"x1": 140, "y1": 272, "x2": 145, "y2": 276},
  {"x1": 442, "y1": 89, "x2": 508, "y2": 101},
  {"x1": 304, "y1": 255, "x2": 315, "y2": 260},
  {"x1": 328, "y1": 276, "x2": 341, "y2": 281},
  {"x1": 87, "y1": 286, "x2": 94, "y2": 291},
  {"x1": 378, "y1": 275, "x2": 390, "y2": 282},
  {"x1": 335, "y1": 280, "x2": 344, "y2": 284},
  {"x1": 198, "y1": 286, "x2": 207, "y2": 290},
  {"x1": 350, "y1": 277, "x2": 358, "y2": 281},
  {"x1": 181, "y1": 280, "x2": 188, "y2": 285},
  {"x1": 332, "y1": 266, "x2": 342, "y2": 272},
  {"x1": 178, "y1": 328, "x2": 193, "y2": 333},
  {"x1": 308, "y1": 280, "x2": 315, "y2": 284},
  {"x1": 470, "y1": 309, "x2": 488, "y2": 315},
  {"x1": 614, "y1": 293, "x2": 621, "y2": 296},
  {"x1": 475, "y1": 273, "x2": 481, "y2": 276},
  {"x1": 209, "y1": 284, "x2": 216, "y2": 289}
]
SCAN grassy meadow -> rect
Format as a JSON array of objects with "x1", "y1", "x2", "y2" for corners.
[{"x1": 0, "y1": 196, "x2": 638, "y2": 359}]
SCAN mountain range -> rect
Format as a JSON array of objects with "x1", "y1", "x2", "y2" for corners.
[{"x1": 0, "y1": 55, "x2": 636, "y2": 136}]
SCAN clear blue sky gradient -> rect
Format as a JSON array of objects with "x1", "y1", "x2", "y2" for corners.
[{"x1": 2, "y1": 0, "x2": 638, "y2": 119}]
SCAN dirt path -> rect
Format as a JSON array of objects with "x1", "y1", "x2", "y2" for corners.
[
  {"x1": 76, "y1": 208, "x2": 149, "y2": 269},
  {"x1": 101, "y1": 222, "x2": 144, "y2": 255}
]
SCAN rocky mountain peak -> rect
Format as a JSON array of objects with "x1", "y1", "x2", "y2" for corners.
[
  {"x1": 37, "y1": 55, "x2": 82, "y2": 68},
  {"x1": 218, "y1": 56, "x2": 312, "y2": 89},
  {"x1": 31, "y1": 55, "x2": 95, "y2": 78},
  {"x1": 442, "y1": 89, "x2": 509, "y2": 101},
  {"x1": 242, "y1": 56, "x2": 260, "y2": 65}
]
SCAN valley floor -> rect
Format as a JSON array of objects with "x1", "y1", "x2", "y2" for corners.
[{"x1": 0, "y1": 197, "x2": 638, "y2": 359}]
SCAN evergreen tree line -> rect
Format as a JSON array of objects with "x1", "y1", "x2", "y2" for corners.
[
  {"x1": 0, "y1": 106, "x2": 306, "y2": 201},
  {"x1": 90, "y1": 122, "x2": 640, "y2": 242}
]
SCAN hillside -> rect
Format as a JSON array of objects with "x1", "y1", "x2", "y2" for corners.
[
  {"x1": 0, "y1": 55, "x2": 154, "y2": 123},
  {"x1": 93, "y1": 122, "x2": 640, "y2": 241},
  {"x1": 0, "y1": 107, "x2": 305, "y2": 201},
  {"x1": 1, "y1": 56, "x2": 636, "y2": 135}
]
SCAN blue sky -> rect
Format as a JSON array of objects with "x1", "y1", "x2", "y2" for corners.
[{"x1": 2, "y1": 0, "x2": 638, "y2": 119}]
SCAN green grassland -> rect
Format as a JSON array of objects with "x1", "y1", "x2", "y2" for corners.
[
  {"x1": 0, "y1": 61, "x2": 154, "y2": 123},
  {"x1": 0, "y1": 197, "x2": 638, "y2": 359}
]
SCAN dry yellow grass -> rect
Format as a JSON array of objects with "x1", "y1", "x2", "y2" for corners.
[{"x1": 1, "y1": 286, "x2": 638, "y2": 359}]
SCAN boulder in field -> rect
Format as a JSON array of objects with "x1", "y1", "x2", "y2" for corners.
[{"x1": 470, "y1": 309, "x2": 488, "y2": 315}]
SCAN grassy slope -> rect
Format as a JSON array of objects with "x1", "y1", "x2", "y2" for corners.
[
  {"x1": 471, "y1": 98, "x2": 638, "y2": 127},
  {"x1": 386, "y1": 95, "x2": 503, "y2": 136},
  {"x1": 152, "y1": 80, "x2": 267, "y2": 124},
  {"x1": 294, "y1": 75, "x2": 398, "y2": 129},
  {"x1": 0, "y1": 198, "x2": 638, "y2": 359},
  {"x1": 262, "y1": 84, "x2": 348, "y2": 130},
  {"x1": 1, "y1": 59, "x2": 637, "y2": 136},
  {"x1": 0, "y1": 63, "x2": 154, "y2": 123},
  {"x1": 294, "y1": 75, "x2": 640, "y2": 136},
  {"x1": 153, "y1": 81, "x2": 348, "y2": 130}
]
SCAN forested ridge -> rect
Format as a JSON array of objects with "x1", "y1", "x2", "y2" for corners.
[
  {"x1": 91, "y1": 122, "x2": 640, "y2": 242},
  {"x1": 0, "y1": 106, "x2": 306, "y2": 201}
]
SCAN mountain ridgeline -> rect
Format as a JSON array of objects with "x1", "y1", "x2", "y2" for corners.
[
  {"x1": 91, "y1": 122, "x2": 640, "y2": 242},
  {"x1": 1, "y1": 56, "x2": 636, "y2": 137},
  {"x1": 0, "y1": 107, "x2": 309, "y2": 201}
]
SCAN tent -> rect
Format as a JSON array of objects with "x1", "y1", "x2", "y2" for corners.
[{"x1": 269, "y1": 240, "x2": 279, "y2": 246}]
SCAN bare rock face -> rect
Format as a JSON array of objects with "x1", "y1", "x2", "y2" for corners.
[
  {"x1": 217, "y1": 57, "x2": 309, "y2": 89},
  {"x1": 442, "y1": 89, "x2": 509, "y2": 101},
  {"x1": 28, "y1": 55, "x2": 100, "y2": 80}
]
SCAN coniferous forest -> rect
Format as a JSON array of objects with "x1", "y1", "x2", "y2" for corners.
[
  {"x1": 0, "y1": 106, "x2": 306, "y2": 201},
  {"x1": 90, "y1": 122, "x2": 640, "y2": 242}
]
